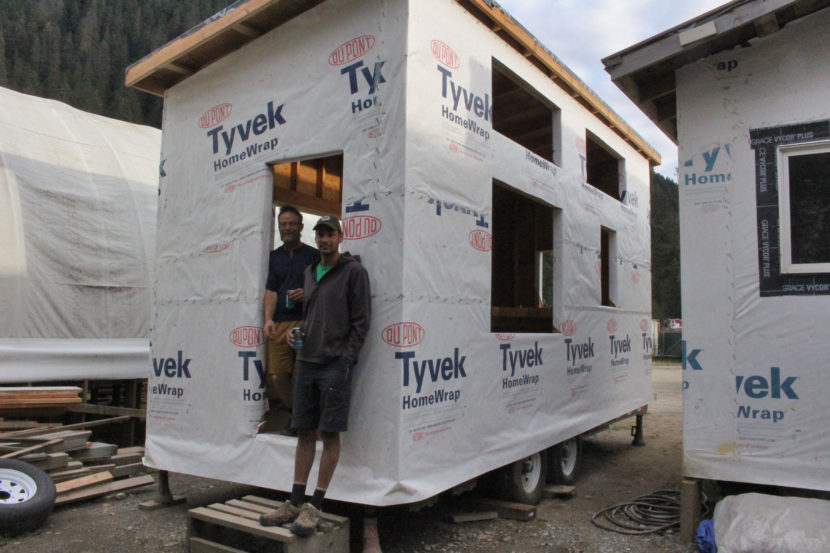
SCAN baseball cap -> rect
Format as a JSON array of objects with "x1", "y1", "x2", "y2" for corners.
[{"x1": 313, "y1": 215, "x2": 341, "y2": 233}]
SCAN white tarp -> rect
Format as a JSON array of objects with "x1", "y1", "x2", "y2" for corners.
[
  {"x1": 0, "y1": 86, "x2": 160, "y2": 382},
  {"x1": 145, "y1": 0, "x2": 653, "y2": 505},
  {"x1": 714, "y1": 493, "x2": 830, "y2": 553},
  {"x1": 678, "y1": 9, "x2": 830, "y2": 491}
]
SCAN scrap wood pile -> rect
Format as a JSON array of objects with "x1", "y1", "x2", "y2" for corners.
[{"x1": 0, "y1": 393, "x2": 153, "y2": 506}]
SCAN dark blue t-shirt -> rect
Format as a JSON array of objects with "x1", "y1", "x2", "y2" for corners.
[{"x1": 266, "y1": 243, "x2": 320, "y2": 322}]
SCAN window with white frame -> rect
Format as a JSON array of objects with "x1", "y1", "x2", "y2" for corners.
[
  {"x1": 751, "y1": 120, "x2": 830, "y2": 296},
  {"x1": 777, "y1": 140, "x2": 830, "y2": 274}
]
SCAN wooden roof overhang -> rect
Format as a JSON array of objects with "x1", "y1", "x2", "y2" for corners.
[
  {"x1": 603, "y1": 0, "x2": 830, "y2": 145},
  {"x1": 125, "y1": 0, "x2": 661, "y2": 166}
]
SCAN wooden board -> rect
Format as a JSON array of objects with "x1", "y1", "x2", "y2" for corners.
[
  {"x1": 111, "y1": 463, "x2": 146, "y2": 479},
  {"x1": 189, "y1": 536, "x2": 248, "y2": 553},
  {"x1": 470, "y1": 497, "x2": 536, "y2": 521},
  {"x1": 55, "y1": 471, "x2": 113, "y2": 494},
  {"x1": 450, "y1": 511, "x2": 499, "y2": 523},
  {"x1": 54, "y1": 474, "x2": 155, "y2": 506},
  {"x1": 21, "y1": 452, "x2": 69, "y2": 471}
]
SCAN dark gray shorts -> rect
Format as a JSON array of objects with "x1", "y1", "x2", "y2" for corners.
[{"x1": 291, "y1": 359, "x2": 352, "y2": 433}]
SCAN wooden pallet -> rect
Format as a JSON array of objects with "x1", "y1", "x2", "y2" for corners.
[{"x1": 186, "y1": 495, "x2": 349, "y2": 553}]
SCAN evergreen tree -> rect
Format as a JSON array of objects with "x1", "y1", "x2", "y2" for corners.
[
  {"x1": 650, "y1": 171, "x2": 681, "y2": 321},
  {"x1": 0, "y1": 0, "x2": 228, "y2": 127}
]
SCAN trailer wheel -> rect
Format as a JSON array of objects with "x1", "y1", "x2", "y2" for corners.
[
  {"x1": 0, "y1": 459, "x2": 56, "y2": 537},
  {"x1": 548, "y1": 437, "x2": 582, "y2": 485},
  {"x1": 499, "y1": 451, "x2": 547, "y2": 504}
]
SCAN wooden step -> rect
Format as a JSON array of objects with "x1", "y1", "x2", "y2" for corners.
[{"x1": 186, "y1": 495, "x2": 349, "y2": 553}]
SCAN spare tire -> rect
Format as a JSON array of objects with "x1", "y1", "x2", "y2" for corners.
[{"x1": 0, "y1": 459, "x2": 57, "y2": 536}]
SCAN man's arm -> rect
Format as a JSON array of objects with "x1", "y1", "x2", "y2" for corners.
[
  {"x1": 344, "y1": 265, "x2": 372, "y2": 365},
  {"x1": 264, "y1": 289, "x2": 277, "y2": 338}
]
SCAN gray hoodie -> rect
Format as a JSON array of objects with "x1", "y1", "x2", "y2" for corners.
[{"x1": 297, "y1": 252, "x2": 371, "y2": 366}]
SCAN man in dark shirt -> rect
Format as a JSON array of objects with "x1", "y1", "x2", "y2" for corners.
[{"x1": 263, "y1": 205, "x2": 319, "y2": 431}]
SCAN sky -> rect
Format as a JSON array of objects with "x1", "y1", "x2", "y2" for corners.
[{"x1": 496, "y1": 0, "x2": 727, "y2": 180}]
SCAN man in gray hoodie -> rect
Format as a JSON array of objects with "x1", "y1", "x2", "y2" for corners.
[{"x1": 259, "y1": 215, "x2": 371, "y2": 536}]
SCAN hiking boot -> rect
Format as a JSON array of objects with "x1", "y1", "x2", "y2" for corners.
[
  {"x1": 289, "y1": 503, "x2": 322, "y2": 536},
  {"x1": 259, "y1": 500, "x2": 300, "y2": 526}
]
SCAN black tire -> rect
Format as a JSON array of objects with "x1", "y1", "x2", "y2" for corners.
[
  {"x1": 0, "y1": 459, "x2": 57, "y2": 537},
  {"x1": 497, "y1": 451, "x2": 547, "y2": 504},
  {"x1": 548, "y1": 437, "x2": 582, "y2": 485}
]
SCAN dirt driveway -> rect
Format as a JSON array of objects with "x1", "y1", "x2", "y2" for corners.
[{"x1": 1, "y1": 362, "x2": 696, "y2": 553}]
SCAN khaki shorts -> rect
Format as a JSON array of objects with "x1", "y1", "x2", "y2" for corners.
[{"x1": 266, "y1": 320, "x2": 300, "y2": 376}]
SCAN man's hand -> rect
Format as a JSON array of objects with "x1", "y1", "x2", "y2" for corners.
[
  {"x1": 264, "y1": 319, "x2": 277, "y2": 339},
  {"x1": 285, "y1": 328, "x2": 302, "y2": 349},
  {"x1": 287, "y1": 288, "x2": 304, "y2": 303}
]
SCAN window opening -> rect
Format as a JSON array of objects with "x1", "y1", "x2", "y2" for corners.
[
  {"x1": 491, "y1": 181, "x2": 556, "y2": 333},
  {"x1": 586, "y1": 132, "x2": 623, "y2": 200},
  {"x1": 270, "y1": 153, "x2": 343, "y2": 219},
  {"x1": 778, "y1": 141, "x2": 830, "y2": 274},
  {"x1": 601, "y1": 226, "x2": 617, "y2": 307},
  {"x1": 492, "y1": 59, "x2": 561, "y2": 165}
]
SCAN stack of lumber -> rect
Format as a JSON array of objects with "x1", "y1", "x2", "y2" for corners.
[
  {"x1": 0, "y1": 386, "x2": 82, "y2": 415},
  {"x1": 0, "y1": 416, "x2": 154, "y2": 505}
]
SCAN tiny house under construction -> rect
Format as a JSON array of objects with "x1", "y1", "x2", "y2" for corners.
[
  {"x1": 127, "y1": 0, "x2": 659, "y2": 506},
  {"x1": 605, "y1": 0, "x2": 830, "y2": 494}
]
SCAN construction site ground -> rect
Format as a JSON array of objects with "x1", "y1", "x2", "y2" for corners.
[{"x1": 1, "y1": 361, "x2": 697, "y2": 553}]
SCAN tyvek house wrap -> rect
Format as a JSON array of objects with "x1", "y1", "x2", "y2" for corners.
[
  {"x1": 145, "y1": 0, "x2": 653, "y2": 506},
  {"x1": 678, "y1": 9, "x2": 830, "y2": 491},
  {"x1": 0, "y1": 86, "x2": 160, "y2": 382}
]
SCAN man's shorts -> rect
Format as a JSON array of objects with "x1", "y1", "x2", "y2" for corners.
[
  {"x1": 292, "y1": 359, "x2": 352, "y2": 433},
  {"x1": 266, "y1": 320, "x2": 300, "y2": 375}
]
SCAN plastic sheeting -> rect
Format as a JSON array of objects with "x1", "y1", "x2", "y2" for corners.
[
  {"x1": 714, "y1": 493, "x2": 830, "y2": 553},
  {"x1": 145, "y1": 0, "x2": 653, "y2": 505},
  {"x1": 0, "y1": 87, "x2": 160, "y2": 382},
  {"x1": 678, "y1": 10, "x2": 830, "y2": 491}
]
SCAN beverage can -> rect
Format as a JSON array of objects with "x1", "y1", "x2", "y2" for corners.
[
  {"x1": 285, "y1": 290, "x2": 294, "y2": 309},
  {"x1": 291, "y1": 327, "x2": 303, "y2": 349}
]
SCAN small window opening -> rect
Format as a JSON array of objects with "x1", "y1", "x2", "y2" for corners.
[
  {"x1": 778, "y1": 141, "x2": 830, "y2": 273},
  {"x1": 492, "y1": 59, "x2": 561, "y2": 165},
  {"x1": 491, "y1": 181, "x2": 556, "y2": 333},
  {"x1": 586, "y1": 132, "x2": 623, "y2": 200},
  {"x1": 270, "y1": 153, "x2": 343, "y2": 218},
  {"x1": 600, "y1": 226, "x2": 617, "y2": 307}
]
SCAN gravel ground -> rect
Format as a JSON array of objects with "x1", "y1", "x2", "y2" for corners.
[{"x1": 1, "y1": 362, "x2": 697, "y2": 553}]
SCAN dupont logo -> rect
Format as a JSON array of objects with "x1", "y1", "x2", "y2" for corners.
[
  {"x1": 198, "y1": 103, "x2": 232, "y2": 129},
  {"x1": 329, "y1": 35, "x2": 375, "y2": 66},
  {"x1": 631, "y1": 270, "x2": 641, "y2": 284},
  {"x1": 607, "y1": 319, "x2": 617, "y2": 333},
  {"x1": 204, "y1": 242, "x2": 231, "y2": 254},
  {"x1": 469, "y1": 229, "x2": 492, "y2": 251},
  {"x1": 431, "y1": 40, "x2": 459, "y2": 69},
  {"x1": 560, "y1": 320, "x2": 576, "y2": 336},
  {"x1": 495, "y1": 333, "x2": 515, "y2": 341},
  {"x1": 382, "y1": 322, "x2": 424, "y2": 347},
  {"x1": 640, "y1": 318, "x2": 649, "y2": 332},
  {"x1": 412, "y1": 431, "x2": 424, "y2": 442},
  {"x1": 343, "y1": 215, "x2": 381, "y2": 240},
  {"x1": 229, "y1": 326, "x2": 264, "y2": 348}
]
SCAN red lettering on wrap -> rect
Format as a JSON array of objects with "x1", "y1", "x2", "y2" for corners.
[
  {"x1": 329, "y1": 35, "x2": 375, "y2": 66},
  {"x1": 469, "y1": 230, "x2": 492, "y2": 251},
  {"x1": 229, "y1": 326, "x2": 264, "y2": 347},
  {"x1": 382, "y1": 322, "x2": 424, "y2": 347},
  {"x1": 343, "y1": 215, "x2": 382, "y2": 240},
  {"x1": 198, "y1": 103, "x2": 232, "y2": 129},
  {"x1": 430, "y1": 40, "x2": 460, "y2": 69}
]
